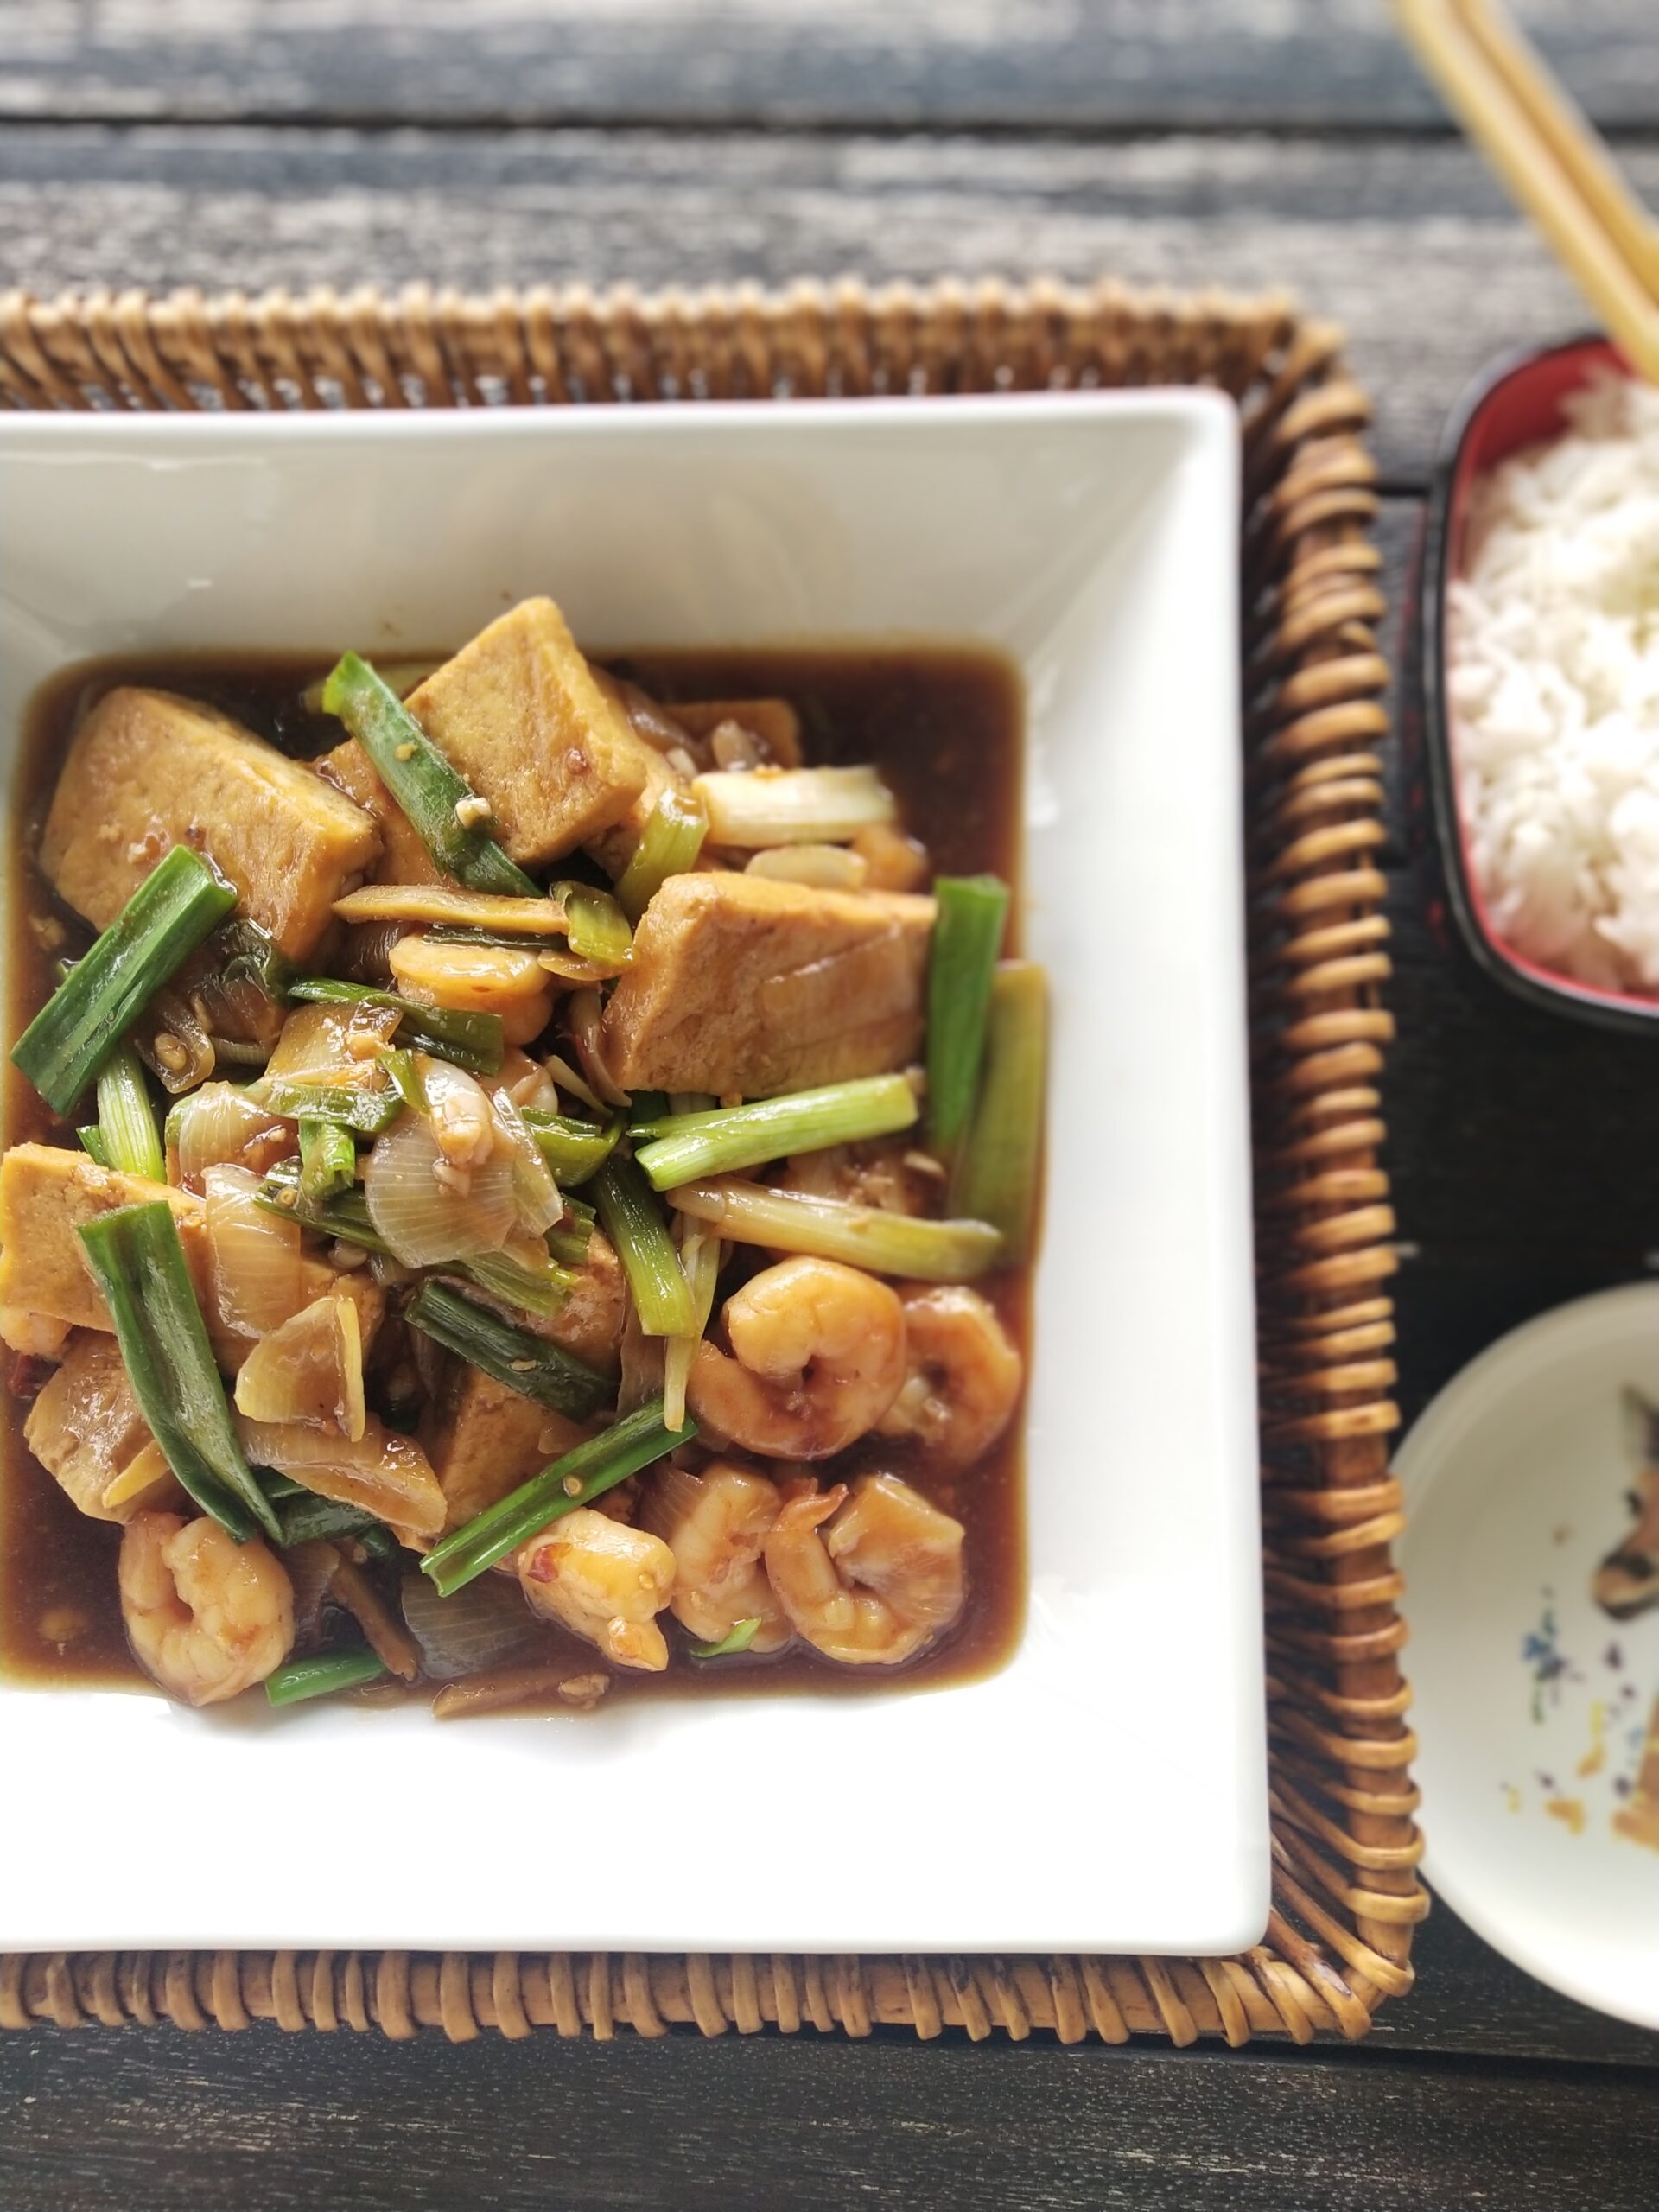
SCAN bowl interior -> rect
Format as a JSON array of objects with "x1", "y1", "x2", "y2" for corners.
[
  {"x1": 1434, "y1": 336, "x2": 1652, "y2": 1028},
  {"x1": 0, "y1": 397, "x2": 1268, "y2": 1956}
]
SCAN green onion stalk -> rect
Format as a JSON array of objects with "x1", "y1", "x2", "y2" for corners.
[
  {"x1": 631, "y1": 1073, "x2": 917, "y2": 1192},
  {"x1": 612, "y1": 787, "x2": 708, "y2": 923},
  {"x1": 666, "y1": 1177, "x2": 1001, "y2": 1282},
  {"x1": 421, "y1": 1400, "x2": 696, "y2": 1596},
  {"x1": 950, "y1": 960, "x2": 1046, "y2": 1264},
  {"x1": 288, "y1": 976, "x2": 505, "y2": 1077},
  {"x1": 924, "y1": 874, "x2": 1010, "y2": 1159},
  {"x1": 523, "y1": 1109, "x2": 620, "y2": 1185},
  {"x1": 320, "y1": 652, "x2": 539, "y2": 896},
  {"x1": 77, "y1": 1202, "x2": 281, "y2": 1541},
  {"x1": 94, "y1": 1041, "x2": 166, "y2": 1182},
  {"x1": 297, "y1": 1117, "x2": 358, "y2": 1206},
  {"x1": 405, "y1": 1280, "x2": 610, "y2": 1420},
  {"x1": 265, "y1": 1647, "x2": 388, "y2": 1706},
  {"x1": 11, "y1": 847, "x2": 238, "y2": 1115},
  {"x1": 593, "y1": 1156, "x2": 697, "y2": 1336}
]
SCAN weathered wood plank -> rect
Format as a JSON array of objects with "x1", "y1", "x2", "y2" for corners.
[
  {"x1": 0, "y1": 2005, "x2": 1656, "y2": 2212},
  {"x1": 6, "y1": 126, "x2": 1655, "y2": 484},
  {"x1": 1, "y1": 0, "x2": 1656, "y2": 130}
]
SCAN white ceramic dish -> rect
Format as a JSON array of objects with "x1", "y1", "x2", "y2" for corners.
[
  {"x1": 1397, "y1": 1284, "x2": 1659, "y2": 2029},
  {"x1": 0, "y1": 394, "x2": 1264, "y2": 1956}
]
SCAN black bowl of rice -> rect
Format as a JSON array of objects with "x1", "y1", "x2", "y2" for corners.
[{"x1": 1423, "y1": 333, "x2": 1659, "y2": 1032}]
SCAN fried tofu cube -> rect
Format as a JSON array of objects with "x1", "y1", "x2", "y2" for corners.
[
  {"x1": 41, "y1": 688, "x2": 382, "y2": 963},
  {"x1": 0, "y1": 1145, "x2": 382, "y2": 1377},
  {"x1": 316, "y1": 740, "x2": 446, "y2": 886},
  {"x1": 537, "y1": 1228, "x2": 626, "y2": 1377},
  {"x1": 419, "y1": 1363, "x2": 589, "y2": 1535},
  {"x1": 0, "y1": 1146, "x2": 208, "y2": 1341},
  {"x1": 405, "y1": 599, "x2": 650, "y2": 868},
  {"x1": 601, "y1": 874, "x2": 935, "y2": 1097},
  {"x1": 23, "y1": 1332, "x2": 182, "y2": 1522}
]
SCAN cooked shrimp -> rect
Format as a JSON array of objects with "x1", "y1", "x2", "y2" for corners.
[
  {"x1": 875, "y1": 1286, "x2": 1024, "y2": 1476},
  {"x1": 118, "y1": 1510, "x2": 295, "y2": 1707},
  {"x1": 639, "y1": 1459, "x2": 791, "y2": 1652},
  {"x1": 517, "y1": 1507, "x2": 676, "y2": 1671},
  {"x1": 763, "y1": 1473, "x2": 964, "y2": 1665},
  {"x1": 687, "y1": 1256, "x2": 908, "y2": 1459}
]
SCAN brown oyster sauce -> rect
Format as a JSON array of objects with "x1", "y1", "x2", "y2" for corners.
[{"x1": 3, "y1": 643, "x2": 1033, "y2": 1711}]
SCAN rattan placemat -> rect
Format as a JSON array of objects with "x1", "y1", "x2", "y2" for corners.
[{"x1": 0, "y1": 276, "x2": 1421, "y2": 2044}]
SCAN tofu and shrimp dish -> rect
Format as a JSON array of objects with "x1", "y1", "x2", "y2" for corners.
[{"x1": 0, "y1": 601, "x2": 1044, "y2": 1719}]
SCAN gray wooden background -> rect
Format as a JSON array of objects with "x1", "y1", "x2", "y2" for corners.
[{"x1": 3, "y1": 5, "x2": 1659, "y2": 2209}]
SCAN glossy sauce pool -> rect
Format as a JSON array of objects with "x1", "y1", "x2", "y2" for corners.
[{"x1": 3, "y1": 644, "x2": 1032, "y2": 1712}]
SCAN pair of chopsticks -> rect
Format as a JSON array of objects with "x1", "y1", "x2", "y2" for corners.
[{"x1": 1395, "y1": 0, "x2": 1659, "y2": 381}]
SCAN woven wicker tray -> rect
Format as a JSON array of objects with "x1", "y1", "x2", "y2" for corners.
[{"x1": 0, "y1": 276, "x2": 1421, "y2": 2045}]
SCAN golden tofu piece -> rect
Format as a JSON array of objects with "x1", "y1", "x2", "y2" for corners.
[
  {"x1": 406, "y1": 599, "x2": 649, "y2": 868},
  {"x1": 0, "y1": 1146, "x2": 208, "y2": 1341},
  {"x1": 419, "y1": 1363, "x2": 589, "y2": 1535},
  {"x1": 23, "y1": 1332, "x2": 184, "y2": 1522},
  {"x1": 41, "y1": 688, "x2": 382, "y2": 963},
  {"x1": 537, "y1": 1229, "x2": 626, "y2": 1377},
  {"x1": 316, "y1": 739, "x2": 446, "y2": 886},
  {"x1": 602, "y1": 874, "x2": 935, "y2": 1098},
  {"x1": 0, "y1": 1144, "x2": 382, "y2": 1377}
]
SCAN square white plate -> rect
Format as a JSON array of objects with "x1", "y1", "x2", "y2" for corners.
[{"x1": 0, "y1": 394, "x2": 1265, "y2": 1956}]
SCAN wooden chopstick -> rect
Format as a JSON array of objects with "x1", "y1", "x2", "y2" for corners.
[{"x1": 1395, "y1": 0, "x2": 1659, "y2": 380}]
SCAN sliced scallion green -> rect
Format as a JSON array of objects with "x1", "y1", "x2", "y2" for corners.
[
  {"x1": 631, "y1": 1073, "x2": 917, "y2": 1192},
  {"x1": 255, "y1": 1159, "x2": 389, "y2": 1252},
  {"x1": 250, "y1": 1075, "x2": 404, "y2": 1135},
  {"x1": 319, "y1": 652, "x2": 539, "y2": 897},
  {"x1": 421, "y1": 1399, "x2": 695, "y2": 1597},
  {"x1": 77, "y1": 1201, "x2": 280, "y2": 1542},
  {"x1": 555, "y1": 883, "x2": 634, "y2": 971},
  {"x1": 297, "y1": 1117, "x2": 358, "y2": 1206},
  {"x1": 271, "y1": 1491, "x2": 388, "y2": 1548},
  {"x1": 666, "y1": 1177, "x2": 1001, "y2": 1282},
  {"x1": 288, "y1": 975, "x2": 504, "y2": 1077},
  {"x1": 593, "y1": 1157, "x2": 696, "y2": 1336},
  {"x1": 613, "y1": 786, "x2": 708, "y2": 922},
  {"x1": 457, "y1": 1249, "x2": 577, "y2": 1321},
  {"x1": 686, "y1": 1617, "x2": 762, "y2": 1660},
  {"x1": 94, "y1": 1041, "x2": 166, "y2": 1182},
  {"x1": 405, "y1": 1280, "x2": 610, "y2": 1420},
  {"x1": 76, "y1": 1123, "x2": 111, "y2": 1167},
  {"x1": 521, "y1": 1109, "x2": 620, "y2": 1185},
  {"x1": 264, "y1": 1647, "x2": 388, "y2": 1706},
  {"x1": 11, "y1": 847, "x2": 238, "y2": 1115},
  {"x1": 925, "y1": 874, "x2": 1010, "y2": 1158},
  {"x1": 950, "y1": 960, "x2": 1046, "y2": 1264}
]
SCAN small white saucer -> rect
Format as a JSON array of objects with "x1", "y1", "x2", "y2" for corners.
[{"x1": 1397, "y1": 1282, "x2": 1659, "y2": 2029}]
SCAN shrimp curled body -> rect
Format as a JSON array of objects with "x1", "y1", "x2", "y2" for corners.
[
  {"x1": 687, "y1": 1256, "x2": 908, "y2": 1460},
  {"x1": 763, "y1": 1472, "x2": 964, "y2": 1666},
  {"x1": 517, "y1": 1506, "x2": 676, "y2": 1671},
  {"x1": 876, "y1": 1285, "x2": 1024, "y2": 1477},
  {"x1": 639, "y1": 1459, "x2": 791, "y2": 1652},
  {"x1": 118, "y1": 1510, "x2": 295, "y2": 1707}
]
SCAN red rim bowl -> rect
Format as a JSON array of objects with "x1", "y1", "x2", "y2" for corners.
[{"x1": 1422, "y1": 333, "x2": 1652, "y2": 1033}]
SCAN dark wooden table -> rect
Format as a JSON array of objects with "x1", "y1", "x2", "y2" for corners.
[{"x1": 3, "y1": 6, "x2": 1659, "y2": 2206}]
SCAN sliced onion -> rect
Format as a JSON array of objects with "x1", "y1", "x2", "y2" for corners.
[
  {"x1": 265, "y1": 1001, "x2": 400, "y2": 1084},
  {"x1": 237, "y1": 1412, "x2": 446, "y2": 1540},
  {"x1": 202, "y1": 1163, "x2": 307, "y2": 1336},
  {"x1": 400, "y1": 1571, "x2": 541, "y2": 1681},
  {"x1": 232, "y1": 1292, "x2": 366, "y2": 1440},
  {"x1": 563, "y1": 989, "x2": 630, "y2": 1108},
  {"x1": 364, "y1": 1066, "x2": 518, "y2": 1268},
  {"x1": 166, "y1": 1082, "x2": 281, "y2": 1186},
  {"x1": 745, "y1": 842, "x2": 869, "y2": 891},
  {"x1": 489, "y1": 1085, "x2": 563, "y2": 1236},
  {"x1": 285, "y1": 1538, "x2": 344, "y2": 1649}
]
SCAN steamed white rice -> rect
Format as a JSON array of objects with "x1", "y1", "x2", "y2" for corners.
[{"x1": 1449, "y1": 370, "x2": 1659, "y2": 991}]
